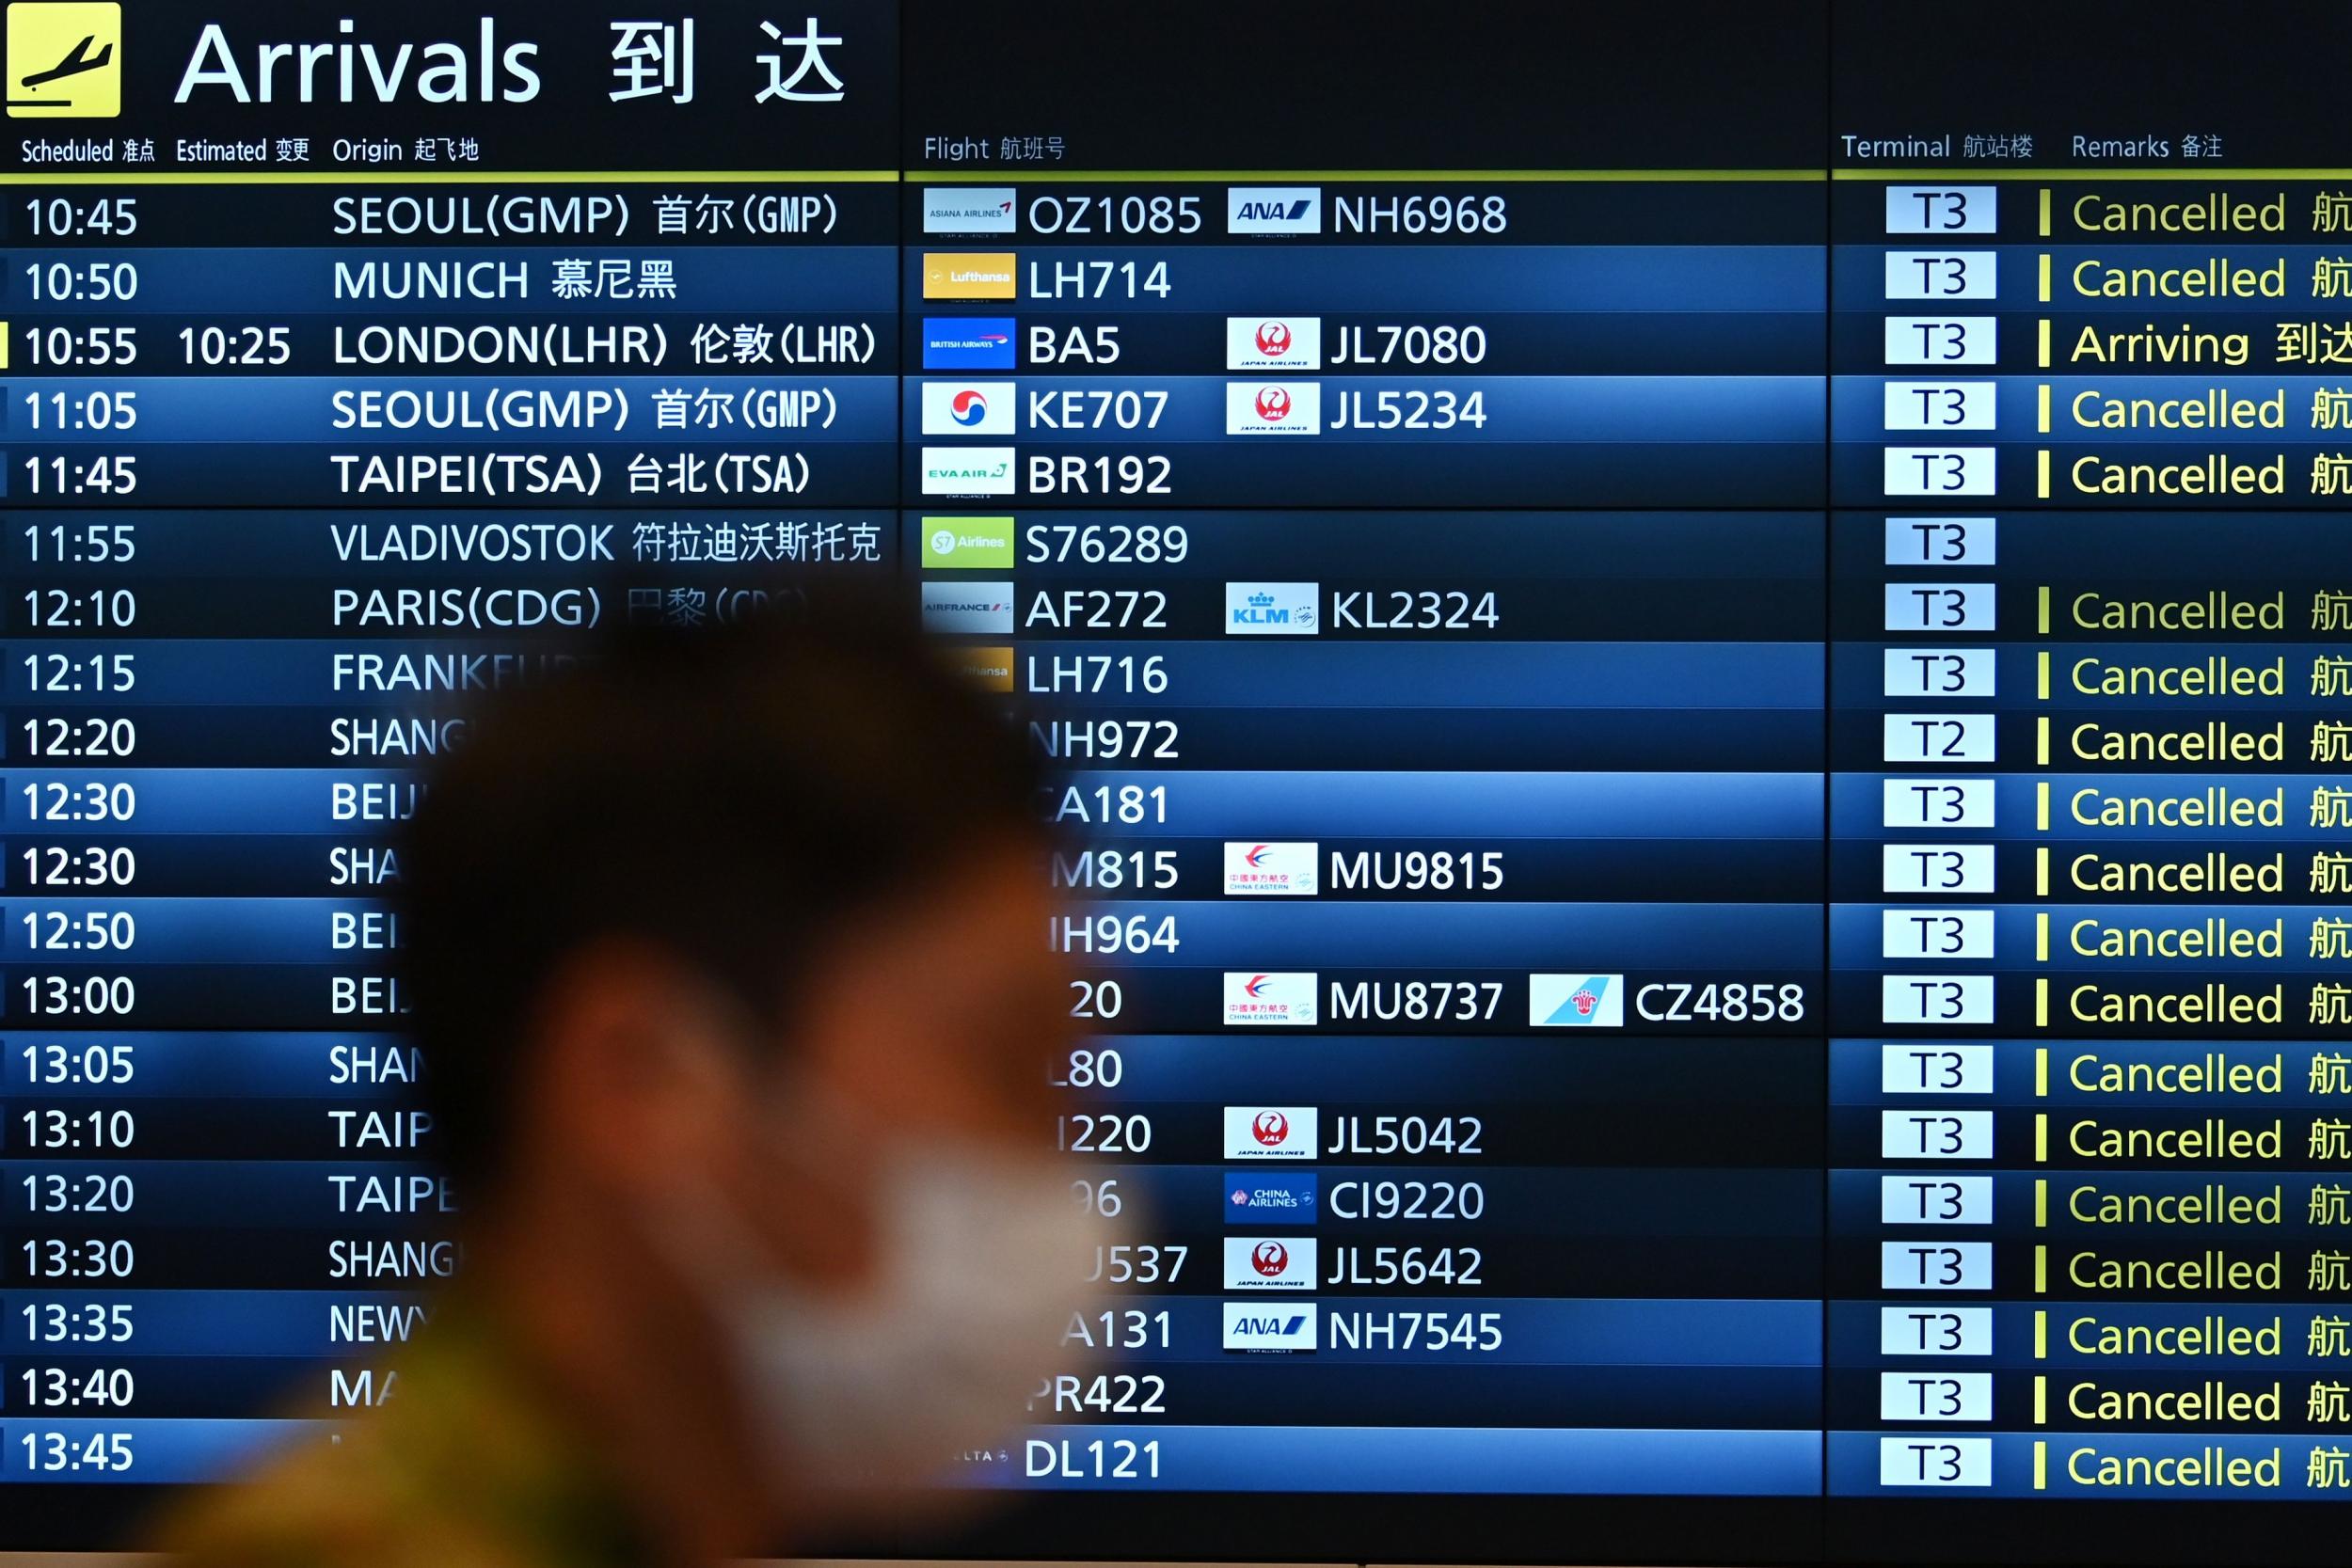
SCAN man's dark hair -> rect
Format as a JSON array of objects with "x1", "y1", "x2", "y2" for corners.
[{"x1": 399, "y1": 605, "x2": 1041, "y2": 1188}]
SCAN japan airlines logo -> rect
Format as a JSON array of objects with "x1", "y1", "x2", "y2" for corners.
[
  {"x1": 1223, "y1": 841, "x2": 1319, "y2": 896},
  {"x1": 922, "y1": 186, "x2": 1016, "y2": 234},
  {"x1": 1226, "y1": 316, "x2": 1322, "y2": 370},
  {"x1": 1225, "y1": 580, "x2": 1318, "y2": 635},
  {"x1": 921, "y1": 381, "x2": 1014, "y2": 436},
  {"x1": 1226, "y1": 185, "x2": 1321, "y2": 234},
  {"x1": 1224, "y1": 971, "x2": 1317, "y2": 1027},
  {"x1": 919, "y1": 445, "x2": 1015, "y2": 495},
  {"x1": 922, "y1": 317, "x2": 1017, "y2": 370},
  {"x1": 1221, "y1": 1302, "x2": 1316, "y2": 1352},
  {"x1": 1225, "y1": 1236, "x2": 1316, "y2": 1291},
  {"x1": 1529, "y1": 974, "x2": 1626, "y2": 1028},
  {"x1": 1225, "y1": 1105, "x2": 1317, "y2": 1160},
  {"x1": 918, "y1": 580, "x2": 1013, "y2": 635},
  {"x1": 1225, "y1": 381, "x2": 1320, "y2": 435}
]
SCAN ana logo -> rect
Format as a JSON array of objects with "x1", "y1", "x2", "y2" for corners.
[
  {"x1": 1225, "y1": 1105, "x2": 1317, "y2": 1160},
  {"x1": 921, "y1": 317, "x2": 1017, "y2": 371},
  {"x1": 1225, "y1": 316, "x2": 1322, "y2": 370},
  {"x1": 920, "y1": 516, "x2": 1015, "y2": 570},
  {"x1": 920, "y1": 382, "x2": 1014, "y2": 436},
  {"x1": 919, "y1": 445, "x2": 1015, "y2": 496},
  {"x1": 922, "y1": 186, "x2": 1017, "y2": 234},
  {"x1": 1529, "y1": 973, "x2": 1627, "y2": 1028},
  {"x1": 1220, "y1": 1301, "x2": 1316, "y2": 1352},
  {"x1": 1224, "y1": 581, "x2": 1318, "y2": 636},
  {"x1": 1224, "y1": 971, "x2": 1316, "y2": 1027},
  {"x1": 1226, "y1": 185, "x2": 1321, "y2": 234},
  {"x1": 1222, "y1": 840, "x2": 1319, "y2": 895},
  {"x1": 6, "y1": 2, "x2": 119, "y2": 118},
  {"x1": 918, "y1": 580, "x2": 1014, "y2": 636},
  {"x1": 1225, "y1": 381, "x2": 1320, "y2": 435},
  {"x1": 1224, "y1": 1235, "x2": 1316, "y2": 1291}
]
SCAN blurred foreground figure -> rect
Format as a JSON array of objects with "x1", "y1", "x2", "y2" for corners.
[{"x1": 172, "y1": 611, "x2": 1098, "y2": 1568}]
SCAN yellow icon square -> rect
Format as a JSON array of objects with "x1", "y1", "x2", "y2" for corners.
[{"x1": 8, "y1": 2, "x2": 119, "y2": 119}]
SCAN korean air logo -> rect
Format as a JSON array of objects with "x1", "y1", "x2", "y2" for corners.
[
  {"x1": 921, "y1": 382, "x2": 1015, "y2": 436},
  {"x1": 1225, "y1": 581, "x2": 1318, "y2": 636},
  {"x1": 1223, "y1": 971, "x2": 1316, "y2": 1027},
  {"x1": 1225, "y1": 1235, "x2": 1316, "y2": 1291},
  {"x1": 1225, "y1": 381, "x2": 1320, "y2": 435},
  {"x1": 1226, "y1": 185, "x2": 1321, "y2": 234},
  {"x1": 1225, "y1": 1105, "x2": 1317, "y2": 1160},
  {"x1": 922, "y1": 317, "x2": 1017, "y2": 371},
  {"x1": 923, "y1": 186, "x2": 1017, "y2": 234},
  {"x1": 918, "y1": 579, "x2": 1014, "y2": 635},
  {"x1": 919, "y1": 445, "x2": 1015, "y2": 495},
  {"x1": 1221, "y1": 1301, "x2": 1316, "y2": 1352},
  {"x1": 1226, "y1": 316, "x2": 1321, "y2": 370},
  {"x1": 1225, "y1": 1172, "x2": 1317, "y2": 1219},
  {"x1": 1529, "y1": 974, "x2": 1626, "y2": 1028},
  {"x1": 1222, "y1": 841, "x2": 1319, "y2": 896}
]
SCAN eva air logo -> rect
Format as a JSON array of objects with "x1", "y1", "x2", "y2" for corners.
[{"x1": 8, "y1": 2, "x2": 119, "y2": 118}]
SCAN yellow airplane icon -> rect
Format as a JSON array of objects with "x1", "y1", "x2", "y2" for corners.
[{"x1": 7, "y1": 3, "x2": 120, "y2": 118}]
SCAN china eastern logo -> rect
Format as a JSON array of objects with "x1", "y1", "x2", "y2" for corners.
[
  {"x1": 920, "y1": 381, "x2": 1014, "y2": 436},
  {"x1": 7, "y1": 2, "x2": 119, "y2": 117},
  {"x1": 1224, "y1": 1105, "x2": 1317, "y2": 1160},
  {"x1": 920, "y1": 516, "x2": 1014, "y2": 570},
  {"x1": 1223, "y1": 971, "x2": 1316, "y2": 1027},
  {"x1": 1224, "y1": 1236, "x2": 1316, "y2": 1291},
  {"x1": 1221, "y1": 1302, "x2": 1315, "y2": 1352},
  {"x1": 1529, "y1": 974, "x2": 1626, "y2": 1027},
  {"x1": 1225, "y1": 381, "x2": 1320, "y2": 435},
  {"x1": 1226, "y1": 317, "x2": 1321, "y2": 371},
  {"x1": 1222, "y1": 841, "x2": 1318, "y2": 896}
]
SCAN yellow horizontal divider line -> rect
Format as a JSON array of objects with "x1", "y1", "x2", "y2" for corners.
[
  {"x1": 0, "y1": 169, "x2": 899, "y2": 184},
  {"x1": 1834, "y1": 166, "x2": 2352, "y2": 181},
  {"x1": 918, "y1": 168, "x2": 1826, "y2": 182}
]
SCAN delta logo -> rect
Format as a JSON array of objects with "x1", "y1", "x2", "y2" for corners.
[
  {"x1": 1221, "y1": 1301, "x2": 1316, "y2": 1352},
  {"x1": 920, "y1": 515, "x2": 1015, "y2": 570},
  {"x1": 1224, "y1": 1235, "x2": 1317, "y2": 1291},
  {"x1": 921, "y1": 381, "x2": 1015, "y2": 436},
  {"x1": 1223, "y1": 971, "x2": 1317, "y2": 1027},
  {"x1": 1225, "y1": 1173, "x2": 1317, "y2": 1220},
  {"x1": 1225, "y1": 317, "x2": 1322, "y2": 371},
  {"x1": 919, "y1": 445, "x2": 1015, "y2": 495},
  {"x1": 1225, "y1": 580, "x2": 1318, "y2": 636},
  {"x1": 922, "y1": 252, "x2": 1017, "y2": 299},
  {"x1": 917, "y1": 579, "x2": 1013, "y2": 636},
  {"x1": 922, "y1": 317, "x2": 1017, "y2": 371},
  {"x1": 1222, "y1": 841, "x2": 1319, "y2": 897},
  {"x1": 1224, "y1": 1105, "x2": 1317, "y2": 1161},
  {"x1": 1226, "y1": 185, "x2": 1321, "y2": 234},
  {"x1": 922, "y1": 186, "x2": 1016, "y2": 234},
  {"x1": 1225, "y1": 381, "x2": 1320, "y2": 435},
  {"x1": 1529, "y1": 973, "x2": 1626, "y2": 1028}
]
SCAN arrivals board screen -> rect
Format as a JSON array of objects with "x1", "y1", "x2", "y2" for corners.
[{"x1": 13, "y1": 1, "x2": 2352, "y2": 1561}]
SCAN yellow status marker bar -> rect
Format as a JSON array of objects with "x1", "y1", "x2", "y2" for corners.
[
  {"x1": 2034, "y1": 1440, "x2": 2048, "y2": 1490},
  {"x1": 2036, "y1": 449, "x2": 2051, "y2": 498},
  {"x1": 2037, "y1": 586, "x2": 2051, "y2": 634},
  {"x1": 2033, "y1": 1373, "x2": 2048, "y2": 1424},
  {"x1": 2036, "y1": 717, "x2": 2050, "y2": 765},
  {"x1": 2037, "y1": 383, "x2": 2051, "y2": 432},
  {"x1": 2038, "y1": 187, "x2": 2052, "y2": 235},
  {"x1": 2035, "y1": 912, "x2": 2049, "y2": 961},
  {"x1": 2035, "y1": 1046, "x2": 2050, "y2": 1096},
  {"x1": 2037, "y1": 318, "x2": 2051, "y2": 368},
  {"x1": 2034, "y1": 1177, "x2": 2049, "y2": 1227},
  {"x1": 2037, "y1": 253, "x2": 2051, "y2": 302},
  {"x1": 2034, "y1": 1307, "x2": 2049, "y2": 1359},
  {"x1": 2035, "y1": 781, "x2": 2050, "y2": 831},
  {"x1": 2035, "y1": 1111, "x2": 2050, "y2": 1161},
  {"x1": 2034, "y1": 1243, "x2": 2049, "y2": 1293},
  {"x1": 2035, "y1": 847, "x2": 2050, "y2": 896},
  {"x1": 2036, "y1": 651, "x2": 2050, "y2": 700},
  {"x1": 2036, "y1": 980, "x2": 2050, "y2": 1030}
]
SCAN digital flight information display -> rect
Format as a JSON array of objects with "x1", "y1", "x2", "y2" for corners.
[{"x1": 17, "y1": 1, "x2": 2352, "y2": 1562}]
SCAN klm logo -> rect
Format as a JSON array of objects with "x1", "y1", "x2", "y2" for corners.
[{"x1": 1235, "y1": 592, "x2": 1290, "y2": 627}]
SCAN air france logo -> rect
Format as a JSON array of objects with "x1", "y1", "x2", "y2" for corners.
[
  {"x1": 1222, "y1": 841, "x2": 1319, "y2": 896},
  {"x1": 920, "y1": 382, "x2": 1014, "y2": 436},
  {"x1": 1221, "y1": 1302, "x2": 1316, "y2": 1352},
  {"x1": 1223, "y1": 971, "x2": 1316, "y2": 1027},
  {"x1": 1529, "y1": 974, "x2": 1626, "y2": 1028},
  {"x1": 1224, "y1": 1236, "x2": 1316, "y2": 1291},
  {"x1": 917, "y1": 580, "x2": 1013, "y2": 635},
  {"x1": 1226, "y1": 185, "x2": 1320, "y2": 234},
  {"x1": 1225, "y1": 316, "x2": 1322, "y2": 370},
  {"x1": 1225, "y1": 1105, "x2": 1317, "y2": 1160},
  {"x1": 1225, "y1": 381, "x2": 1320, "y2": 435}
]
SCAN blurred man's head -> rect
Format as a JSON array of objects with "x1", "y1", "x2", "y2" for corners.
[{"x1": 399, "y1": 608, "x2": 1092, "y2": 1525}]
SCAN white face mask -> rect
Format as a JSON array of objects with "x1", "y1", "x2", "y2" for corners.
[{"x1": 649, "y1": 1085, "x2": 1117, "y2": 1514}]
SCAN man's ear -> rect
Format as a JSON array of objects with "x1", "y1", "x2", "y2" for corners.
[{"x1": 523, "y1": 938, "x2": 754, "y2": 1191}]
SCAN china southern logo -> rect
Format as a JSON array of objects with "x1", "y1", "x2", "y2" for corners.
[
  {"x1": 1221, "y1": 1302, "x2": 1316, "y2": 1352},
  {"x1": 1227, "y1": 316, "x2": 1322, "y2": 371},
  {"x1": 1224, "y1": 1105, "x2": 1317, "y2": 1160},
  {"x1": 1223, "y1": 971, "x2": 1316, "y2": 1027},
  {"x1": 920, "y1": 381, "x2": 1015, "y2": 436},
  {"x1": 1226, "y1": 185, "x2": 1320, "y2": 234},
  {"x1": 1225, "y1": 382, "x2": 1320, "y2": 435},
  {"x1": 1224, "y1": 1235, "x2": 1317, "y2": 1291},
  {"x1": 1222, "y1": 841, "x2": 1318, "y2": 897},
  {"x1": 1226, "y1": 581, "x2": 1318, "y2": 636},
  {"x1": 922, "y1": 317, "x2": 1016, "y2": 371},
  {"x1": 7, "y1": 2, "x2": 119, "y2": 117},
  {"x1": 919, "y1": 445, "x2": 1014, "y2": 496},
  {"x1": 921, "y1": 516, "x2": 1014, "y2": 570},
  {"x1": 918, "y1": 580, "x2": 1013, "y2": 636},
  {"x1": 1530, "y1": 973, "x2": 1626, "y2": 1028},
  {"x1": 923, "y1": 186, "x2": 1016, "y2": 234},
  {"x1": 1226, "y1": 1173, "x2": 1317, "y2": 1219}
]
